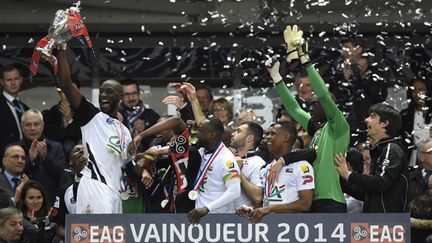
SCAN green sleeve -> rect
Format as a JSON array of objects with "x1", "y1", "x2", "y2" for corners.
[
  {"x1": 276, "y1": 82, "x2": 311, "y2": 129},
  {"x1": 306, "y1": 65, "x2": 350, "y2": 136}
]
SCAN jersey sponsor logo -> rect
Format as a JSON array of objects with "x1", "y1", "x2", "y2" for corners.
[
  {"x1": 199, "y1": 179, "x2": 207, "y2": 192},
  {"x1": 285, "y1": 168, "x2": 294, "y2": 173},
  {"x1": 106, "y1": 136, "x2": 121, "y2": 154},
  {"x1": 223, "y1": 170, "x2": 240, "y2": 183},
  {"x1": 106, "y1": 117, "x2": 115, "y2": 125},
  {"x1": 300, "y1": 164, "x2": 310, "y2": 173},
  {"x1": 302, "y1": 175, "x2": 313, "y2": 185},
  {"x1": 270, "y1": 184, "x2": 286, "y2": 202},
  {"x1": 225, "y1": 160, "x2": 235, "y2": 169}
]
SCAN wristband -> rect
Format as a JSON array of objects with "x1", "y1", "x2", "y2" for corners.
[{"x1": 271, "y1": 73, "x2": 283, "y2": 84}]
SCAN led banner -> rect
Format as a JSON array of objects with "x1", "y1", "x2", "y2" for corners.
[{"x1": 66, "y1": 213, "x2": 410, "y2": 243}]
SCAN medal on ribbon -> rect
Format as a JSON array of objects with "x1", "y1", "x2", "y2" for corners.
[
  {"x1": 190, "y1": 142, "x2": 224, "y2": 200},
  {"x1": 160, "y1": 199, "x2": 169, "y2": 208},
  {"x1": 263, "y1": 163, "x2": 273, "y2": 207},
  {"x1": 188, "y1": 190, "x2": 198, "y2": 201},
  {"x1": 119, "y1": 177, "x2": 130, "y2": 201}
]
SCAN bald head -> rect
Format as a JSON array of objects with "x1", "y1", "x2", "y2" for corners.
[
  {"x1": 102, "y1": 79, "x2": 123, "y2": 94},
  {"x1": 2, "y1": 145, "x2": 25, "y2": 177},
  {"x1": 4, "y1": 145, "x2": 24, "y2": 158}
]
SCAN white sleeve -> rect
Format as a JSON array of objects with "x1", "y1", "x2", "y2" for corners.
[
  {"x1": 249, "y1": 159, "x2": 266, "y2": 187},
  {"x1": 296, "y1": 162, "x2": 315, "y2": 191},
  {"x1": 206, "y1": 158, "x2": 241, "y2": 212},
  {"x1": 258, "y1": 166, "x2": 267, "y2": 188}
]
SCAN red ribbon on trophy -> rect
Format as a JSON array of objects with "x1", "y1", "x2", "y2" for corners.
[
  {"x1": 29, "y1": 37, "x2": 59, "y2": 81},
  {"x1": 67, "y1": 6, "x2": 94, "y2": 50},
  {"x1": 29, "y1": 1, "x2": 94, "y2": 85}
]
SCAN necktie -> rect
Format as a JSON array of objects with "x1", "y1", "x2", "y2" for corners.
[
  {"x1": 424, "y1": 170, "x2": 432, "y2": 186},
  {"x1": 11, "y1": 177, "x2": 20, "y2": 192},
  {"x1": 12, "y1": 99, "x2": 23, "y2": 120}
]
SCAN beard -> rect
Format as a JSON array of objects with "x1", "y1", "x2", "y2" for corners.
[{"x1": 230, "y1": 139, "x2": 245, "y2": 150}]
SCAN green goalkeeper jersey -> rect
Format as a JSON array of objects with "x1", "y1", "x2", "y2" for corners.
[{"x1": 276, "y1": 65, "x2": 350, "y2": 204}]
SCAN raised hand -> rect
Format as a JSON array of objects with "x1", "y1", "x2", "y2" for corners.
[
  {"x1": 297, "y1": 38, "x2": 310, "y2": 65},
  {"x1": 177, "y1": 82, "x2": 197, "y2": 102},
  {"x1": 163, "y1": 95, "x2": 186, "y2": 109},
  {"x1": 170, "y1": 82, "x2": 205, "y2": 125},
  {"x1": 265, "y1": 57, "x2": 283, "y2": 84},
  {"x1": 283, "y1": 25, "x2": 303, "y2": 63},
  {"x1": 29, "y1": 140, "x2": 38, "y2": 162},
  {"x1": 35, "y1": 139, "x2": 48, "y2": 161},
  {"x1": 59, "y1": 91, "x2": 73, "y2": 126},
  {"x1": 14, "y1": 174, "x2": 29, "y2": 203},
  {"x1": 334, "y1": 153, "x2": 350, "y2": 180}
]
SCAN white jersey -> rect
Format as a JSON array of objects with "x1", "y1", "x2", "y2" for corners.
[
  {"x1": 234, "y1": 154, "x2": 266, "y2": 207},
  {"x1": 196, "y1": 144, "x2": 241, "y2": 213},
  {"x1": 64, "y1": 185, "x2": 76, "y2": 214},
  {"x1": 74, "y1": 98, "x2": 132, "y2": 213},
  {"x1": 260, "y1": 160, "x2": 314, "y2": 206}
]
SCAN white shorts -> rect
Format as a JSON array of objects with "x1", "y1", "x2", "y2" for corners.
[{"x1": 73, "y1": 176, "x2": 122, "y2": 214}]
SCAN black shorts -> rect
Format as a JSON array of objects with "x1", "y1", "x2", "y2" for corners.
[{"x1": 311, "y1": 199, "x2": 347, "y2": 213}]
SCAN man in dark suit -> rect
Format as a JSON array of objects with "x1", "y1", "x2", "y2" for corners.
[
  {"x1": 16, "y1": 109, "x2": 67, "y2": 206},
  {"x1": 119, "y1": 79, "x2": 160, "y2": 150},
  {"x1": 0, "y1": 65, "x2": 29, "y2": 158},
  {"x1": 408, "y1": 139, "x2": 432, "y2": 204},
  {"x1": 0, "y1": 145, "x2": 26, "y2": 201}
]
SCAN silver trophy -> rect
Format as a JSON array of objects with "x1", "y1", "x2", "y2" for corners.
[{"x1": 36, "y1": 2, "x2": 80, "y2": 61}]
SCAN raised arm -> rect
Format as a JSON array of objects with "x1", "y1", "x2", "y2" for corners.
[
  {"x1": 306, "y1": 65, "x2": 341, "y2": 124},
  {"x1": 267, "y1": 60, "x2": 311, "y2": 129},
  {"x1": 171, "y1": 82, "x2": 206, "y2": 126},
  {"x1": 134, "y1": 116, "x2": 186, "y2": 145},
  {"x1": 296, "y1": 30, "x2": 349, "y2": 135},
  {"x1": 57, "y1": 49, "x2": 83, "y2": 109}
]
